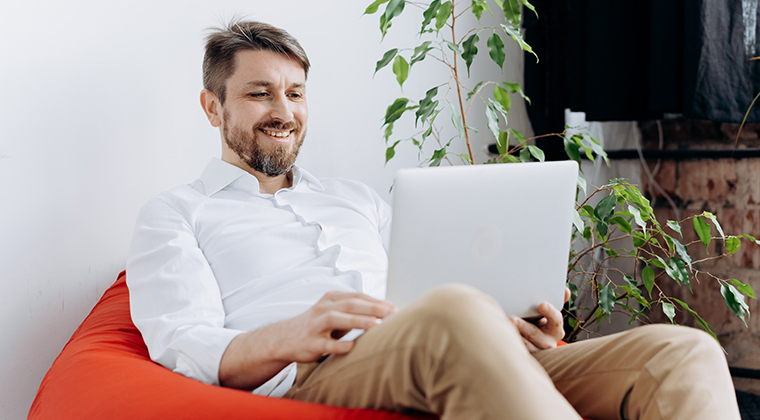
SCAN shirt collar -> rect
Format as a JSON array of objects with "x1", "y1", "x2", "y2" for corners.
[{"x1": 194, "y1": 158, "x2": 324, "y2": 197}]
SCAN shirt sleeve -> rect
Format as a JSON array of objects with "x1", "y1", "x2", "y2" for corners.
[
  {"x1": 370, "y1": 187, "x2": 393, "y2": 255},
  {"x1": 126, "y1": 195, "x2": 245, "y2": 386}
]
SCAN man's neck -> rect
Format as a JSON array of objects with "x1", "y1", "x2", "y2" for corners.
[{"x1": 221, "y1": 156, "x2": 293, "y2": 194}]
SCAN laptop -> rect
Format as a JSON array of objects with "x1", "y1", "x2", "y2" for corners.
[{"x1": 385, "y1": 160, "x2": 578, "y2": 319}]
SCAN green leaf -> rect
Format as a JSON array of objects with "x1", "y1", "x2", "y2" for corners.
[
  {"x1": 461, "y1": 34, "x2": 479, "y2": 76},
  {"x1": 385, "y1": 140, "x2": 400, "y2": 164},
  {"x1": 421, "y1": 0, "x2": 441, "y2": 32},
  {"x1": 572, "y1": 209, "x2": 584, "y2": 233},
  {"x1": 594, "y1": 194, "x2": 617, "y2": 222},
  {"x1": 410, "y1": 41, "x2": 433, "y2": 67},
  {"x1": 577, "y1": 174, "x2": 587, "y2": 195},
  {"x1": 501, "y1": 23, "x2": 538, "y2": 62},
  {"x1": 671, "y1": 298, "x2": 718, "y2": 341},
  {"x1": 567, "y1": 282, "x2": 578, "y2": 304},
  {"x1": 609, "y1": 216, "x2": 632, "y2": 234},
  {"x1": 365, "y1": 0, "x2": 390, "y2": 15},
  {"x1": 448, "y1": 101, "x2": 465, "y2": 139},
  {"x1": 526, "y1": 145, "x2": 545, "y2": 162},
  {"x1": 383, "y1": 98, "x2": 409, "y2": 125},
  {"x1": 693, "y1": 216, "x2": 712, "y2": 251},
  {"x1": 485, "y1": 105, "x2": 501, "y2": 141},
  {"x1": 501, "y1": 0, "x2": 522, "y2": 26},
  {"x1": 667, "y1": 257, "x2": 691, "y2": 290},
  {"x1": 379, "y1": 0, "x2": 405, "y2": 38},
  {"x1": 497, "y1": 131, "x2": 509, "y2": 155},
  {"x1": 599, "y1": 284, "x2": 616, "y2": 315},
  {"x1": 392, "y1": 55, "x2": 409, "y2": 88},
  {"x1": 467, "y1": 81, "x2": 486, "y2": 101},
  {"x1": 472, "y1": 0, "x2": 491, "y2": 21},
  {"x1": 629, "y1": 205, "x2": 646, "y2": 229},
  {"x1": 486, "y1": 33, "x2": 505, "y2": 70},
  {"x1": 436, "y1": 1, "x2": 452, "y2": 32},
  {"x1": 415, "y1": 86, "x2": 440, "y2": 126},
  {"x1": 518, "y1": 0, "x2": 537, "y2": 16},
  {"x1": 493, "y1": 86, "x2": 512, "y2": 114},
  {"x1": 563, "y1": 138, "x2": 582, "y2": 166},
  {"x1": 662, "y1": 302, "x2": 676, "y2": 323},
  {"x1": 722, "y1": 284, "x2": 750, "y2": 327},
  {"x1": 642, "y1": 265, "x2": 655, "y2": 297},
  {"x1": 502, "y1": 154, "x2": 520, "y2": 163},
  {"x1": 509, "y1": 129, "x2": 526, "y2": 145},
  {"x1": 519, "y1": 147, "x2": 531, "y2": 162},
  {"x1": 383, "y1": 122, "x2": 394, "y2": 142},
  {"x1": 444, "y1": 40, "x2": 463, "y2": 55},
  {"x1": 374, "y1": 49, "x2": 398, "y2": 75},
  {"x1": 671, "y1": 238, "x2": 693, "y2": 272},
  {"x1": 666, "y1": 220, "x2": 682, "y2": 237},
  {"x1": 726, "y1": 236, "x2": 741, "y2": 255},
  {"x1": 730, "y1": 279, "x2": 756, "y2": 299},
  {"x1": 383, "y1": 0, "x2": 405, "y2": 21},
  {"x1": 430, "y1": 147, "x2": 447, "y2": 167},
  {"x1": 502, "y1": 81, "x2": 531, "y2": 104},
  {"x1": 703, "y1": 212, "x2": 725, "y2": 239},
  {"x1": 739, "y1": 234, "x2": 760, "y2": 246}
]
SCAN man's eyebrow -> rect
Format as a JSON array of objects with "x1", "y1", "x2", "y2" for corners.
[{"x1": 242, "y1": 81, "x2": 305, "y2": 89}]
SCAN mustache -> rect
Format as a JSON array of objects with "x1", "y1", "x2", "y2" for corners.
[{"x1": 254, "y1": 119, "x2": 300, "y2": 131}]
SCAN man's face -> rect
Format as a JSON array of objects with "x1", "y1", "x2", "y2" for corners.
[{"x1": 218, "y1": 49, "x2": 308, "y2": 177}]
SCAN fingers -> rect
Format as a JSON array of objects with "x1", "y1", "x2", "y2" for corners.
[
  {"x1": 512, "y1": 317, "x2": 557, "y2": 352},
  {"x1": 512, "y1": 302, "x2": 566, "y2": 353},
  {"x1": 564, "y1": 287, "x2": 571, "y2": 304},
  {"x1": 317, "y1": 293, "x2": 397, "y2": 318}
]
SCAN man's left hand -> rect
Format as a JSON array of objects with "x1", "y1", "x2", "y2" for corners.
[{"x1": 511, "y1": 287, "x2": 570, "y2": 353}]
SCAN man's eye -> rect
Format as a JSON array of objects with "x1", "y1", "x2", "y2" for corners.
[
  {"x1": 250, "y1": 92, "x2": 268, "y2": 98},
  {"x1": 288, "y1": 93, "x2": 304, "y2": 100}
]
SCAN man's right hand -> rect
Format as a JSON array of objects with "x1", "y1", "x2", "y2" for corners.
[{"x1": 219, "y1": 291, "x2": 397, "y2": 390}]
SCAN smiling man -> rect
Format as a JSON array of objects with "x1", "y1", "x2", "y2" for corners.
[{"x1": 126, "y1": 20, "x2": 741, "y2": 420}]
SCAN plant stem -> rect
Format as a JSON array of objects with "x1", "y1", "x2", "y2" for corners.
[{"x1": 450, "y1": 2, "x2": 475, "y2": 165}]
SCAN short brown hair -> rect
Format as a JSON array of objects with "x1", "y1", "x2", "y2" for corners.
[{"x1": 203, "y1": 20, "x2": 310, "y2": 104}]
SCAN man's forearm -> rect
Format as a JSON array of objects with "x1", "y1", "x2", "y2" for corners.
[{"x1": 219, "y1": 322, "x2": 293, "y2": 390}]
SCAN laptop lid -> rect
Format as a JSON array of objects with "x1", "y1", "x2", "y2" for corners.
[{"x1": 385, "y1": 160, "x2": 578, "y2": 318}]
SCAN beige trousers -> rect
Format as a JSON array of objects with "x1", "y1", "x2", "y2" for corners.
[{"x1": 284, "y1": 284, "x2": 740, "y2": 420}]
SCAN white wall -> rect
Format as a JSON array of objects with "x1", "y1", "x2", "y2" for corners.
[{"x1": 0, "y1": 1, "x2": 529, "y2": 418}]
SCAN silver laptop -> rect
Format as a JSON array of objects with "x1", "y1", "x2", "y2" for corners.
[{"x1": 385, "y1": 160, "x2": 578, "y2": 319}]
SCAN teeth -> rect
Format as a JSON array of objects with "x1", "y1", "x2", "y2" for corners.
[{"x1": 262, "y1": 129, "x2": 291, "y2": 138}]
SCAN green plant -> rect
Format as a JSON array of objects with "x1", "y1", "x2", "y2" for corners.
[{"x1": 367, "y1": 0, "x2": 760, "y2": 342}]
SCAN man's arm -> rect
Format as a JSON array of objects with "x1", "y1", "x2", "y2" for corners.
[{"x1": 219, "y1": 291, "x2": 396, "y2": 390}]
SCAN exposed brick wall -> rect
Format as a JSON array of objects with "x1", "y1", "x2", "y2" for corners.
[{"x1": 639, "y1": 118, "x2": 760, "y2": 393}]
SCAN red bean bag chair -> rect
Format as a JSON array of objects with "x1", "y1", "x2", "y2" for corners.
[
  {"x1": 28, "y1": 271, "x2": 432, "y2": 420},
  {"x1": 29, "y1": 272, "x2": 590, "y2": 420}
]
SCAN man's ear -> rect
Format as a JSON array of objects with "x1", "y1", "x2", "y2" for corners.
[{"x1": 200, "y1": 89, "x2": 222, "y2": 127}]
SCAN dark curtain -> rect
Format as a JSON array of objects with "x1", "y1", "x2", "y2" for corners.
[{"x1": 523, "y1": 0, "x2": 760, "y2": 140}]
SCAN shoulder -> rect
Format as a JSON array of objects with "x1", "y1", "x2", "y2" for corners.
[
  {"x1": 319, "y1": 178, "x2": 384, "y2": 202},
  {"x1": 137, "y1": 184, "x2": 205, "y2": 220}
]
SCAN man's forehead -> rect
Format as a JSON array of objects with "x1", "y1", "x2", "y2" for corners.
[{"x1": 231, "y1": 49, "x2": 306, "y2": 82}]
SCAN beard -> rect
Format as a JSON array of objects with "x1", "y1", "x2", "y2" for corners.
[{"x1": 222, "y1": 111, "x2": 305, "y2": 177}]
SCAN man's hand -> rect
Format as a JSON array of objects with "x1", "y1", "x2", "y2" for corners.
[
  {"x1": 277, "y1": 291, "x2": 398, "y2": 362},
  {"x1": 219, "y1": 291, "x2": 396, "y2": 390},
  {"x1": 511, "y1": 287, "x2": 570, "y2": 353}
]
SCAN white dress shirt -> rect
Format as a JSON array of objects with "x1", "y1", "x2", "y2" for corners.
[{"x1": 126, "y1": 158, "x2": 392, "y2": 396}]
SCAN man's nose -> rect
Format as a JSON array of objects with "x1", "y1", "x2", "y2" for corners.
[{"x1": 269, "y1": 93, "x2": 294, "y2": 121}]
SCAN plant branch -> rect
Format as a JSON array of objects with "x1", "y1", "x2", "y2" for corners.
[{"x1": 449, "y1": 2, "x2": 475, "y2": 164}]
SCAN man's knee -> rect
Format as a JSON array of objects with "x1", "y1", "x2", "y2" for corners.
[
  {"x1": 410, "y1": 283, "x2": 504, "y2": 323},
  {"x1": 632, "y1": 324, "x2": 724, "y2": 364}
]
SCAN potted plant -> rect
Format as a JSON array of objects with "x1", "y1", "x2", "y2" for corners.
[{"x1": 365, "y1": 0, "x2": 760, "y2": 342}]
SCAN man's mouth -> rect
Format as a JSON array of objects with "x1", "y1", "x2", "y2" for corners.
[{"x1": 260, "y1": 128, "x2": 293, "y2": 138}]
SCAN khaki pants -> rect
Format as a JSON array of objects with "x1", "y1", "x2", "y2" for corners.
[{"x1": 284, "y1": 284, "x2": 740, "y2": 420}]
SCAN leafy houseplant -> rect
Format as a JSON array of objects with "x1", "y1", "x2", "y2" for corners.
[{"x1": 366, "y1": 0, "x2": 760, "y2": 342}]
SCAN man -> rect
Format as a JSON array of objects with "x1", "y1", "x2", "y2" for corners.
[{"x1": 127, "y1": 20, "x2": 741, "y2": 419}]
